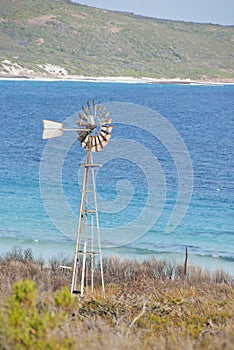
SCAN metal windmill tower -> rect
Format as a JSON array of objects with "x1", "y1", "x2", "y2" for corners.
[{"x1": 42, "y1": 101, "x2": 113, "y2": 296}]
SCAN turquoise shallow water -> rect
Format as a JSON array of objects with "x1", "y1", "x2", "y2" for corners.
[{"x1": 0, "y1": 80, "x2": 233, "y2": 275}]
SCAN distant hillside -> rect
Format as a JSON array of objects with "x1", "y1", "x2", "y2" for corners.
[{"x1": 0, "y1": 0, "x2": 233, "y2": 80}]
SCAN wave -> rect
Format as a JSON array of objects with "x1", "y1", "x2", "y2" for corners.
[
  {"x1": 1, "y1": 235, "x2": 233, "y2": 262},
  {"x1": 113, "y1": 245, "x2": 234, "y2": 263}
]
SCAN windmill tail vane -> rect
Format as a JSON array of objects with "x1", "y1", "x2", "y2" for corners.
[
  {"x1": 42, "y1": 119, "x2": 92, "y2": 140},
  {"x1": 42, "y1": 101, "x2": 113, "y2": 296}
]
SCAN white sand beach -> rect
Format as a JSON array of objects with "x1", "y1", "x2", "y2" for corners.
[{"x1": 0, "y1": 61, "x2": 233, "y2": 85}]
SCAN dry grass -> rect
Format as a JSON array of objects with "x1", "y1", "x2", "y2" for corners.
[{"x1": 0, "y1": 248, "x2": 233, "y2": 350}]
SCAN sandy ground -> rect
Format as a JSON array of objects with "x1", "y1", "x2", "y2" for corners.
[{"x1": 1, "y1": 74, "x2": 233, "y2": 85}]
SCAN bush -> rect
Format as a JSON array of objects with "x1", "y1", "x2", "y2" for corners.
[
  {"x1": 0, "y1": 280, "x2": 74, "y2": 350},
  {"x1": 0, "y1": 251, "x2": 233, "y2": 349}
]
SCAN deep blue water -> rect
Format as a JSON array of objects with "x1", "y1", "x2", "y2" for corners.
[{"x1": 0, "y1": 80, "x2": 233, "y2": 274}]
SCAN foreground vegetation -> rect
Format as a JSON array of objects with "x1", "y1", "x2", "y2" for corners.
[
  {"x1": 0, "y1": 0, "x2": 234, "y2": 80},
  {"x1": 0, "y1": 248, "x2": 233, "y2": 349}
]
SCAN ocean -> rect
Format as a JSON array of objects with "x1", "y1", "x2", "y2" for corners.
[{"x1": 0, "y1": 79, "x2": 233, "y2": 275}]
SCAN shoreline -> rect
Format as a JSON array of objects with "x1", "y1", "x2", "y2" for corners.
[
  {"x1": 0, "y1": 238, "x2": 233, "y2": 276},
  {"x1": 0, "y1": 74, "x2": 234, "y2": 85}
]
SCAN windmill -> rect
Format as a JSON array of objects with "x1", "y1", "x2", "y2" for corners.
[{"x1": 42, "y1": 101, "x2": 113, "y2": 296}]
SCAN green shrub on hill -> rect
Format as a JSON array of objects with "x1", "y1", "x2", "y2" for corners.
[{"x1": 0, "y1": 0, "x2": 233, "y2": 80}]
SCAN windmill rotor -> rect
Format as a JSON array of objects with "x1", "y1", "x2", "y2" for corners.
[
  {"x1": 77, "y1": 101, "x2": 113, "y2": 153},
  {"x1": 42, "y1": 101, "x2": 113, "y2": 150}
]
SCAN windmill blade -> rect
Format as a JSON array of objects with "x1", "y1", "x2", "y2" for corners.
[
  {"x1": 92, "y1": 100, "x2": 97, "y2": 117},
  {"x1": 96, "y1": 134, "x2": 104, "y2": 148},
  {"x1": 81, "y1": 134, "x2": 90, "y2": 149},
  {"x1": 87, "y1": 114, "x2": 95, "y2": 128},
  {"x1": 101, "y1": 110, "x2": 110, "y2": 118},
  {"x1": 89, "y1": 135, "x2": 98, "y2": 152},
  {"x1": 99, "y1": 130, "x2": 112, "y2": 142},
  {"x1": 98, "y1": 135, "x2": 110, "y2": 149},
  {"x1": 77, "y1": 120, "x2": 83, "y2": 126},
  {"x1": 100, "y1": 126, "x2": 113, "y2": 134},
  {"x1": 91, "y1": 135, "x2": 102, "y2": 152},
  {"x1": 91, "y1": 135, "x2": 96, "y2": 147},
  {"x1": 87, "y1": 100, "x2": 92, "y2": 115},
  {"x1": 82, "y1": 105, "x2": 88, "y2": 116},
  {"x1": 100, "y1": 111, "x2": 110, "y2": 123},
  {"x1": 101, "y1": 105, "x2": 107, "y2": 113},
  {"x1": 42, "y1": 120, "x2": 64, "y2": 139},
  {"x1": 87, "y1": 100, "x2": 91, "y2": 112},
  {"x1": 78, "y1": 131, "x2": 89, "y2": 143},
  {"x1": 91, "y1": 134, "x2": 108, "y2": 152},
  {"x1": 103, "y1": 133, "x2": 112, "y2": 142},
  {"x1": 97, "y1": 101, "x2": 101, "y2": 111},
  {"x1": 78, "y1": 112, "x2": 88, "y2": 121},
  {"x1": 103, "y1": 118, "x2": 112, "y2": 125},
  {"x1": 96, "y1": 133, "x2": 108, "y2": 144},
  {"x1": 104, "y1": 110, "x2": 110, "y2": 118},
  {"x1": 77, "y1": 120, "x2": 90, "y2": 127},
  {"x1": 94, "y1": 101, "x2": 101, "y2": 121},
  {"x1": 95, "y1": 143, "x2": 105, "y2": 152}
]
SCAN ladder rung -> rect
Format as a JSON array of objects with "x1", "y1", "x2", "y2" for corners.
[
  {"x1": 78, "y1": 250, "x2": 97, "y2": 254},
  {"x1": 79, "y1": 163, "x2": 102, "y2": 167},
  {"x1": 82, "y1": 209, "x2": 97, "y2": 213},
  {"x1": 60, "y1": 265, "x2": 72, "y2": 270}
]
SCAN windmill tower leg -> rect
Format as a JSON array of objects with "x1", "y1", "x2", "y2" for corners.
[
  {"x1": 70, "y1": 151, "x2": 89, "y2": 295},
  {"x1": 90, "y1": 159, "x2": 105, "y2": 295},
  {"x1": 71, "y1": 151, "x2": 105, "y2": 297}
]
